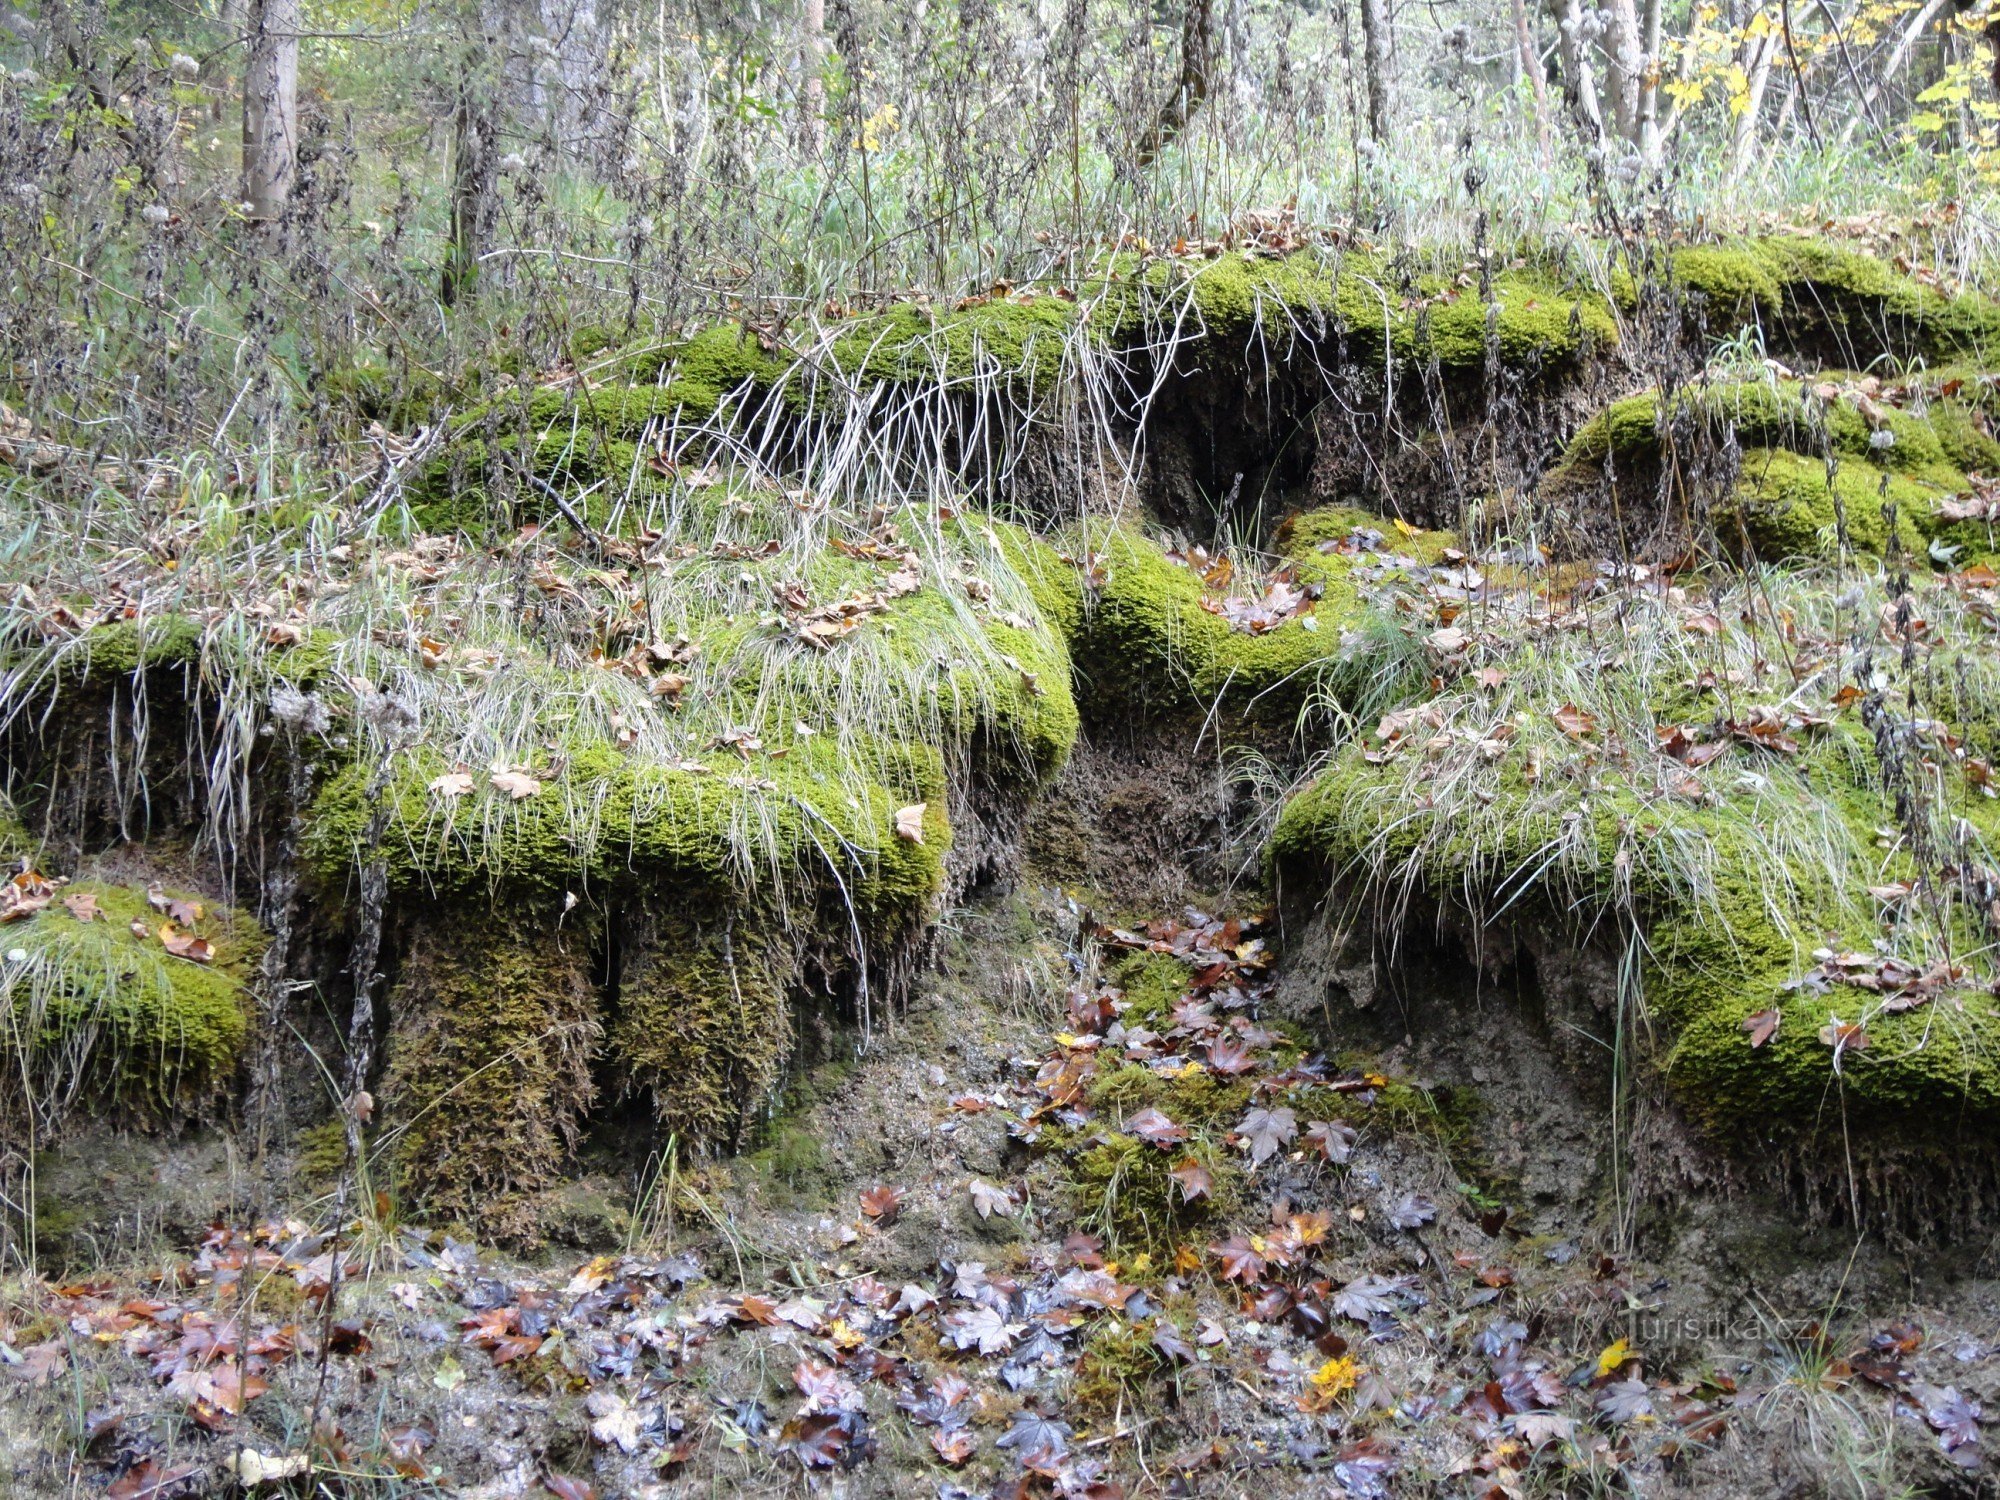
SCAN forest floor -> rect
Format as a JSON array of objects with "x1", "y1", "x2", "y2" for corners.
[{"x1": 7, "y1": 880, "x2": 2000, "y2": 1499}]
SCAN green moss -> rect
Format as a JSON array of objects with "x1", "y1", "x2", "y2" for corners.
[
  {"x1": 1071, "y1": 508, "x2": 1450, "y2": 722},
  {"x1": 1072, "y1": 1320, "x2": 1168, "y2": 1412},
  {"x1": 1725, "y1": 447, "x2": 1947, "y2": 561},
  {"x1": 609, "y1": 903, "x2": 791, "y2": 1151},
  {"x1": 1087, "y1": 1060, "x2": 1254, "y2": 1129},
  {"x1": 1065, "y1": 1126, "x2": 1238, "y2": 1259},
  {"x1": 1670, "y1": 236, "x2": 2000, "y2": 357},
  {"x1": 2, "y1": 880, "x2": 262, "y2": 1125},
  {"x1": 382, "y1": 908, "x2": 600, "y2": 1237}
]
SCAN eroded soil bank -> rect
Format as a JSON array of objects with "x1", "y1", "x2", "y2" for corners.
[{"x1": 7, "y1": 227, "x2": 2000, "y2": 1497}]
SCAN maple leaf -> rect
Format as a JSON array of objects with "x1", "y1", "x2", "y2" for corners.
[
  {"x1": 1210, "y1": 1236, "x2": 1266, "y2": 1283},
  {"x1": 106, "y1": 1461, "x2": 204, "y2": 1500},
  {"x1": 858, "y1": 1184, "x2": 904, "y2": 1224},
  {"x1": 1239, "y1": 1105, "x2": 1297, "y2": 1166},
  {"x1": 1742, "y1": 1008, "x2": 1780, "y2": 1048},
  {"x1": 61, "y1": 891, "x2": 100, "y2": 922},
  {"x1": 930, "y1": 1427, "x2": 976, "y2": 1466},
  {"x1": 1333, "y1": 1273, "x2": 1413, "y2": 1322},
  {"x1": 1595, "y1": 1376, "x2": 1654, "y2": 1423},
  {"x1": 944, "y1": 1305, "x2": 1018, "y2": 1355},
  {"x1": 730, "y1": 1293, "x2": 781, "y2": 1326},
  {"x1": 793, "y1": 1359, "x2": 859, "y2": 1412},
  {"x1": 585, "y1": 1390, "x2": 646, "y2": 1453},
  {"x1": 968, "y1": 1178, "x2": 1015, "y2": 1219},
  {"x1": 1206, "y1": 1036, "x2": 1255, "y2": 1074},
  {"x1": 1125, "y1": 1106, "x2": 1187, "y2": 1147},
  {"x1": 1170, "y1": 1157, "x2": 1214, "y2": 1202},
  {"x1": 1387, "y1": 1192, "x2": 1436, "y2": 1229},
  {"x1": 428, "y1": 769, "x2": 474, "y2": 798},
  {"x1": 1819, "y1": 1016, "x2": 1870, "y2": 1070},
  {"x1": 490, "y1": 768, "x2": 542, "y2": 799},
  {"x1": 541, "y1": 1474, "x2": 599, "y2": 1500},
  {"x1": 1305, "y1": 1119, "x2": 1356, "y2": 1163},
  {"x1": 997, "y1": 1407, "x2": 1072, "y2": 1469},
  {"x1": 894, "y1": 803, "x2": 927, "y2": 843}
]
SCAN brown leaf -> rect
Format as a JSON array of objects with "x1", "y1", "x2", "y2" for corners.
[
  {"x1": 859, "y1": 1184, "x2": 904, "y2": 1224},
  {"x1": 1551, "y1": 703, "x2": 1597, "y2": 740},
  {"x1": 894, "y1": 803, "x2": 927, "y2": 843},
  {"x1": 1170, "y1": 1157, "x2": 1213, "y2": 1202},
  {"x1": 158, "y1": 925, "x2": 214, "y2": 963},
  {"x1": 930, "y1": 1427, "x2": 976, "y2": 1466},
  {"x1": 1742, "y1": 1009, "x2": 1780, "y2": 1048},
  {"x1": 62, "y1": 891, "x2": 101, "y2": 922},
  {"x1": 1125, "y1": 1107, "x2": 1187, "y2": 1147},
  {"x1": 490, "y1": 768, "x2": 542, "y2": 800}
]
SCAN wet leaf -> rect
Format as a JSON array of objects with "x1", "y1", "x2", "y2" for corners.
[
  {"x1": 859, "y1": 1184, "x2": 904, "y2": 1224},
  {"x1": 158, "y1": 925, "x2": 214, "y2": 962},
  {"x1": 1742, "y1": 1009, "x2": 1780, "y2": 1048},
  {"x1": 1239, "y1": 1105, "x2": 1297, "y2": 1167},
  {"x1": 1387, "y1": 1192, "x2": 1436, "y2": 1230},
  {"x1": 1170, "y1": 1157, "x2": 1213, "y2": 1201},
  {"x1": 1126, "y1": 1106, "x2": 1187, "y2": 1147},
  {"x1": 968, "y1": 1178, "x2": 1015, "y2": 1219}
]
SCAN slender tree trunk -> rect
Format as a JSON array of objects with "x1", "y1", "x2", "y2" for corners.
[
  {"x1": 1838, "y1": 0, "x2": 1945, "y2": 146},
  {"x1": 442, "y1": 7, "x2": 502, "y2": 307},
  {"x1": 1636, "y1": 0, "x2": 1663, "y2": 161},
  {"x1": 1554, "y1": 0, "x2": 1608, "y2": 144},
  {"x1": 1136, "y1": 0, "x2": 1218, "y2": 164},
  {"x1": 1511, "y1": 0, "x2": 1553, "y2": 160},
  {"x1": 1600, "y1": 0, "x2": 1642, "y2": 144},
  {"x1": 802, "y1": 0, "x2": 826, "y2": 156},
  {"x1": 1728, "y1": 27, "x2": 1779, "y2": 179},
  {"x1": 1356, "y1": 0, "x2": 1395, "y2": 141},
  {"x1": 241, "y1": 0, "x2": 299, "y2": 220}
]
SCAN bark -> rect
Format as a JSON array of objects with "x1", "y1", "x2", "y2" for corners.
[
  {"x1": 1636, "y1": 0, "x2": 1663, "y2": 161},
  {"x1": 802, "y1": 0, "x2": 826, "y2": 156},
  {"x1": 241, "y1": 0, "x2": 299, "y2": 220},
  {"x1": 1600, "y1": 0, "x2": 1643, "y2": 143},
  {"x1": 1553, "y1": 0, "x2": 1609, "y2": 144},
  {"x1": 1727, "y1": 27, "x2": 1779, "y2": 179},
  {"x1": 1356, "y1": 0, "x2": 1395, "y2": 142},
  {"x1": 442, "y1": 5, "x2": 503, "y2": 307},
  {"x1": 1137, "y1": 0, "x2": 1219, "y2": 164},
  {"x1": 1837, "y1": 0, "x2": 1946, "y2": 146},
  {"x1": 1511, "y1": 0, "x2": 1554, "y2": 161}
]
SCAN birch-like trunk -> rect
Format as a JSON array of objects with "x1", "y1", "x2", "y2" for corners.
[
  {"x1": 1357, "y1": 0, "x2": 1395, "y2": 141},
  {"x1": 241, "y1": 0, "x2": 299, "y2": 220}
]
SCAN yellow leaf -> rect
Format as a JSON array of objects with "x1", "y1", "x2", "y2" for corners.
[{"x1": 1597, "y1": 1337, "x2": 1634, "y2": 1376}]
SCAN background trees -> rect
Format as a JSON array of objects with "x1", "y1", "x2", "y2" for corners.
[{"x1": 0, "y1": 0, "x2": 1996, "y2": 460}]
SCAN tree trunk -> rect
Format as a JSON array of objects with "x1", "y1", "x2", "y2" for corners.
[
  {"x1": 1727, "y1": 27, "x2": 1779, "y2": 179},
  {"x1": 1357, "y1": 0, "x2": 1395, "y2": 141},
  {"x1": 802, "y1": 0, "x2": 826, "y2": 156},
  {"x1": 1636, "y1": 0, "x2": 1663, "y2": 161},
  {"x1": 1136, "y1": 0, "x2": 1218, "y2": 164},
  {"x1": 1599, "y1": 0, "x2": 1643, "y2": 144},
  {"x1": 1511, "y1": 0, "x2": 1553, "y2": 160},
  {"x1": 1553, "y1": 0, "x2": 1608, "y2": 144},
  {"x1": 442, "y1": 8, "x2": 502, "y2": 308},
  {"x1": 241, "y1": 0, "x2": 299, "y2": 220}
]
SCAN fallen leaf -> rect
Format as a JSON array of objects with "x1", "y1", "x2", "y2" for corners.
[
  {"x1": 490, "y1": 768, "x2": 542, "y2": 800},
  {"x1": 1742, "y1": 1009, "x2": 1780, "y2": 1048},
  {"x1": 895, "y1": 803, "x2": 926, "y2": 843}
]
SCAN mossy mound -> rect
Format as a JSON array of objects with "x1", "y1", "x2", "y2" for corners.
[
  {"x1": 1546, "y1": 373, "x2": 2000, "y2": 567},
  {"x1": 1668, "y1": 236, "x2": 2000, "y2": 359},
  {"x1": 381, "y1": 909, "x2": 600, "y2": 1239},
  {"x1": 1069, "y1": 505, "x2": 1453, "y2": 722},
  {"x1": 2, "y1": 879, "x2": 263, "y2": 1129},
  {"x1": 1269, "y1": 563, "x2": 2000, "y2": 1217}
]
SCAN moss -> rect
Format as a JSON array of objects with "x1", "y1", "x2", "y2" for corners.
[
  {"x1": 381, "y1": 907, "x2": 600, "y2": 1238},
  {"x1": 1066, "y1": 1126, "x2": 1238, "y2": 1259},
  {"x1": 1087, "y1": 1060, "x2": 1254, "y2": 1129},
  {"x1": 609, "y1": 903, "x2": 792, "y2": 1151},
  {"x1": 2, "y1": 880, "x2": 262, "y2": 1125},
  {"x1": 1110, "y1": 952, "x2": 1193, "y2": 1026},
  {"x1": 1670, "y1": 236, "x2": 2000, "y2": 357},
  {"x1": 1071, "y1": 508, "x2": 1451, "y2": 722},
  {"x1": 1099, "y1": 249, "x2": 1619, "y2": 374},
  {"x1": 1724, "y1": 447, "x2": 1947, "y2": 561},
  {"x1": 1071, "y1": 1320, "x2": 1168, "y2": 1413}
]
